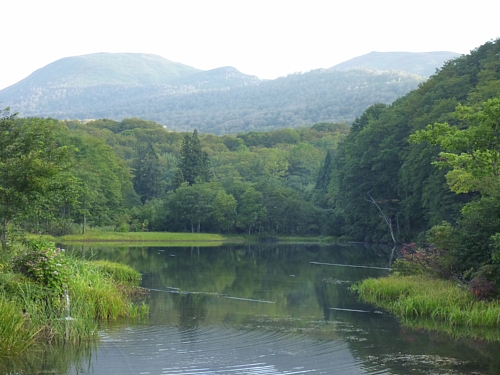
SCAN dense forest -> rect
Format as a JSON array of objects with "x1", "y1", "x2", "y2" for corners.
[
  {"x1": 0, "y1": 112, "x2": 349, "y2": 242},
  {"x1": 2, "y1": 38, "x2": 500, "y2": 295}
]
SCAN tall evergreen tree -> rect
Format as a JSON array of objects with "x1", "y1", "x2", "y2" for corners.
[
  {"x1": 177, "y1": 130, "x2": 211, "y2": 185},
  {"x1": 133, "y1": 143, "x2": 167, "y2": 203}
]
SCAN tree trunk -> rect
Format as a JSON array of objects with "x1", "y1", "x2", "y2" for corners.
[{"x1": 365, "y1": 194, "x2": 396, "y2": 244}]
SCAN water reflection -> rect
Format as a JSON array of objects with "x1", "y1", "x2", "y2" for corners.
[{"x1": 2, "y1": 243, "x2": 500, "y2": 374}]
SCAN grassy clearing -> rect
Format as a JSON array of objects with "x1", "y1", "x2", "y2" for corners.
[
  {"x1": 273, "y1": 236, "x2": 337, "y2": 243},
  {"x1": 57, "y1": 231, "x2": 245, "y2": 244},
  {"x1": 356, "y1": 275, "x2": 500, "y2": 327}
]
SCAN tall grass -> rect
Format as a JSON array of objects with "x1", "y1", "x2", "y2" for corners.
[
  {"x1": 0, "y1": 254, "x2": 149, "y2": 356},
  {"x1": 69, "y1": 259, "x2": 147, "y2": 321},
  {"x1": 0, "y1": 298, "x2": 37, "y2": 357},
  {"x1": 356, "y1": 275, "x2": 500, "y2": 327}
]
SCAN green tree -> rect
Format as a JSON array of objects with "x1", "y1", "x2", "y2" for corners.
[
  {"x1": 410, "y1": 98, "x2": 500, "y2": 196},
  {"x1": 0, "y1": 111, "x2": 76, "y2": 248},
  {"x1": 166, "y1": 182, "x2": 218, "y2": 232},
  {"x1": 236, "y1": 187, "x2": 267, "y2": 234},
  {"x1": 411, "y1": 99, "x2": 500, "y2": 271},
  {"x1": 178, "y1": 130, "x2": 212, "y2": 185},
  {"x1": 212, "y1": 190, "x2": 237, "y2": 233},
  {"x1": 133, "y1": 143, "x2": 167, "y2": 203}
]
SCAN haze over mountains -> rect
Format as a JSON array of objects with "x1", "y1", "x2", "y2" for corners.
[
  {"x1": 331, "y1": 51, "x2": 460, "y2": 77},
  {"x1": 0, "y1": 51, "x2": 459, "y2": 134}
]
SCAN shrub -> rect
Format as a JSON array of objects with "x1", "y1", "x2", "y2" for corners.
[
  {"x1": 391, "y1": 242, "x2": 455, "y2": 278},
  {"x1": 13, "y1": 240, "x2": 71, "y2": 298},
  {"x1": 470, "y1": 275, "x2": 496, "y2": 301}
]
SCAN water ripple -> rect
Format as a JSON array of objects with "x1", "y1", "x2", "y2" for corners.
[{"x1": 88, "y1": 325, "x2": 366, "y2": 375}]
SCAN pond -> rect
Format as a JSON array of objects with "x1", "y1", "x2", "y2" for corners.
[{"x1": 2, "y1": 243, "x2": 500, "y2": 374}]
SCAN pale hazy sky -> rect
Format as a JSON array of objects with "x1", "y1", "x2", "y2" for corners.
[{"x1": 1, "y1": 0, "x2": 498, "y2": 90}]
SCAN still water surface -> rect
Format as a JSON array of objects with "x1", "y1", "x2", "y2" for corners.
[{"x1": 4, "y1": 244, "x2": 500, "y2": 374}]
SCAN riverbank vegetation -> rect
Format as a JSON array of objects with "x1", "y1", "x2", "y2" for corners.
[
  {"x1": 351, "y1": 38, "x2": 500, "y2": 326},
  {"x1": 0, "y1": 238, "x2": 147, "y2": 357},
  {"x1": 356, "y1": 275, "x2": 500, "y2": 327}
]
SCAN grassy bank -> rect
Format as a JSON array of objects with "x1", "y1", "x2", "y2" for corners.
[
  {"x1": 356, "y1": 275, "x2": 500, "y2": 327},
  {"x1": 0, "y1": 241, "x2": 148, "y2": 357},
  {"x1": 57, "y1": 231, "x2": 245, "y2": 245}
]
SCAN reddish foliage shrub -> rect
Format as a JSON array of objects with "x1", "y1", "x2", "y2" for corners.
[
  {"x1": 470, "y1": 276, "x2": 496, "y2": 301},
  {"x1": 392, "y1": 243, "x2": 454, "y2": 278}
]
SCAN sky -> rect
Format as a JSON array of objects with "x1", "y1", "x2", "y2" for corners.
[{"x1": 1, "y1": 0, "x2": 498, "y2": 90}]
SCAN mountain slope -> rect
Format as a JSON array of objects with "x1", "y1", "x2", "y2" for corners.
[
  {"x1": 331, "y1": 51, "x2": 460, "y2": 77},
  {"x1": 0, "y1": 52, "x2": 443, "y2": 134},
  {"x1": 3, "y1": 53, "x2": 201, "y2": 90}
]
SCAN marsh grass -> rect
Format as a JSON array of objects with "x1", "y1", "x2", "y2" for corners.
[
  {"x1": 356, "y1": 275, "x2": 500, "y2": 327},
  {"x1": 0, "y1": 298, "x2": 38, "y2": 357},
  {"x1": 0, "y1": 253, "x2": 148, "y2": 356},
  {"x1": 69, "y1": 259, "x2": 147, "y2": 321},
  {"x1": 86, "y1": 260, "x2": 141, "y2": 285},
  {"x1": 58, "y1": 231, "x2": 244, "y2": 244}
]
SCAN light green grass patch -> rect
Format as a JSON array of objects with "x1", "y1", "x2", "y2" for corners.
[
  {"x1": 356, "y1": 275, "x2": 500, "y2": 327},
  {"x1": 58, "y1": 231, "x2": 244, "y2": 244}
]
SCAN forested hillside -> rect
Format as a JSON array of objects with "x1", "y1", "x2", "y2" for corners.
[
  {"x1": 0, "y1": 53, "x2": 426, "y2": 134},
  {"x1": 320, "y1": 39, "x2": 500, "y2": 245}
]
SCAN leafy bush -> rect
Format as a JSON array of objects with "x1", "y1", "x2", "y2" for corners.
[
  {"x1": 466, "y1": 264, "x2": 500, "y2": 300},
  {"x1": 470, "y1": 275, "x2": 496, "y2": 301},
  {"x1": 391, "y1": 242, "x2": 454, "y2": 278},
  {"x1": 13, "y1": 239, "x2": 71, "y2": 298}
]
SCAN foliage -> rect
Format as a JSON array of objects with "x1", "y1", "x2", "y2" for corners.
[
  {"x1": 0, "y1": 110, "x2": 77, "y2": 247},
  {"x1": 391, "y1": 243, "x2": 454, "y2": 279},
  {"x1": 410, "y1": 98, "x2": 500, "y2": 195},
  {"x1": 325, "y1": 38, "x2": 500, "y2": 242},
  {"x1": 177, "y1": 130, "x2": 211, "y2": 185},
  {"x1": 133, "y1": 143, "x2": 167, "y2": 203},
  {"x1": 469, "y1": 273, "x2": 497, "y2": 301},
  {"x1": 13, "y1": 239, "x2": 71, "y2": 300}
]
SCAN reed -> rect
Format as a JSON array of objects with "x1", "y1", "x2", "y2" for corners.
[
  {"x1": 86, "y1": 260, "x2": 142, "y2": 285},
  {"x1": 68, "y1": 258, "x2": 145, "y2": 321},
  {"x1": 0, "y1": 298, "x2": 37, "y2": 357},
  {"x1": 356, "y1": 275, "x2": 500, "y2": 327},
  {"x1": 0, "y1": 251, "x2": 148, "y2": 356}
]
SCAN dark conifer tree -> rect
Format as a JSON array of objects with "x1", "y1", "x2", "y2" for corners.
[
  {"x1": 133, "y1": 143, "x2": 166, "y2": 203},
  {"x1": 178, "y1": 130, "x2": 212, "y2": 185}
]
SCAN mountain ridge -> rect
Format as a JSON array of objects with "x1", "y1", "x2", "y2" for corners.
[
  {"x1": 0, "y1": 51, "x2": 456, "y2": 134},
  {"x1": 330, "y1": 51, "x2": 461, "y2": 77}
]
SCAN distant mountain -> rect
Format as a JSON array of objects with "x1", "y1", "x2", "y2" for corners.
[
  {"x1": 330, "y1": 51, "x2": 461, "y2": 77},
  {"x1": 172, "y1": 66, "x2": 261, "y2": 89},
  {"x1": 0, "y1": 52, "x2": 451, "y2": 134},
  {"x1": 6, "y1": 53, "x2": 201, "y2": 89}
]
